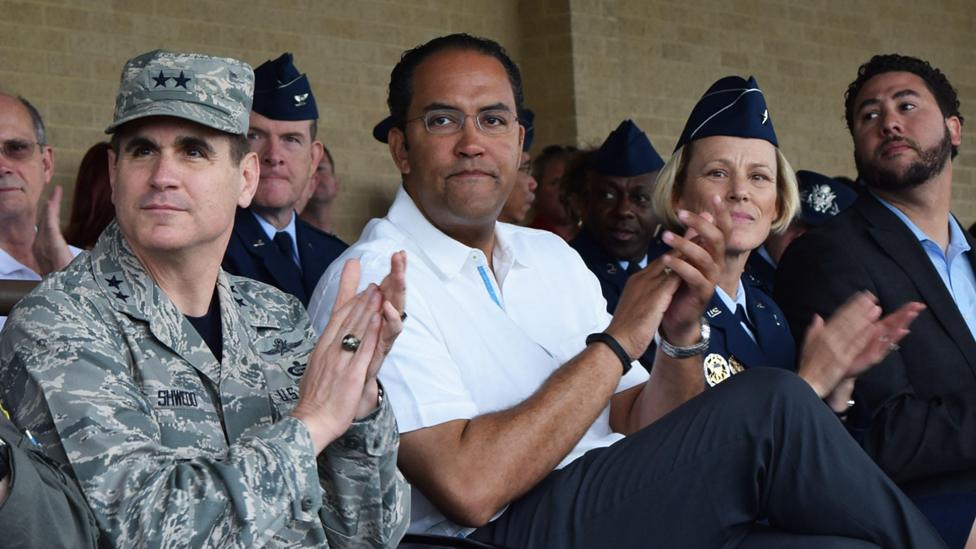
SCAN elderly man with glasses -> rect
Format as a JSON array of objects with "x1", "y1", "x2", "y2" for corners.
[{"x1": 0, "y1": 93, "x2": 81, "y2": 326}]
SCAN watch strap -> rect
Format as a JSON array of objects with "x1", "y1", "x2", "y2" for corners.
[{"x1": 659, "y1": 317, "x2": 711, "y2": 359}]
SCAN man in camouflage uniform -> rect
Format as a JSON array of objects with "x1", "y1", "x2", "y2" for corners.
[{"x1": 0, "y1": 49, "x2": 408, "y2": 548}]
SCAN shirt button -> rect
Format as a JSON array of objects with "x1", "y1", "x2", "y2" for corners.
[{"x1": 301, "y1": 496, "x2": 315, "y2": 511}]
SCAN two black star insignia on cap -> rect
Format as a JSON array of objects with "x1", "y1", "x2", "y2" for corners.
[{"x1": 152, "y1": 70, "x2": 191, "y2": 89}]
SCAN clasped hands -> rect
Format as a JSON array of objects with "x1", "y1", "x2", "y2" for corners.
[
  {"x1": 604, "y1": 195, "x2": 921, "y2": 401},
  {"x1": 291, "y1": 251, "x2": 407, "y2": 454},
  {"x1": 606, "y1": 195, "x2": 729, "y2": 360}
]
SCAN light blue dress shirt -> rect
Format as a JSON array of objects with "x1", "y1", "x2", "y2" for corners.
[{"x1": 875, "y1": 195, "x2": 976, "y2": 339}]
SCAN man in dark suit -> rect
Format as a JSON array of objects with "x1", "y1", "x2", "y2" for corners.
[
  {"x1": 223, "y1": 53, "x2": 346, "y2": 307},
  {"x1": 776, "y1": 54, "x2": 975, "y2": 548},
  {"x1": 569, "y1": 120, "x2": 667, "y2": 369}
]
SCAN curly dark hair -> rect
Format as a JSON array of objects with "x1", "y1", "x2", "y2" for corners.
[
  {"x1": 387, "y1": 33, "x2": 524, "y2": 136},
  {"x1": 844, "y1": 54, "x2": 963, "y2": 157}
]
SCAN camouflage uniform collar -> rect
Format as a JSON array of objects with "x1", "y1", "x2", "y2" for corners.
[{"x1": 91, "y1": 222, "x2": 280, "y2": 330}]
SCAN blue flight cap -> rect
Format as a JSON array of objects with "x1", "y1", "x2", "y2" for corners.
[
  {"x1": 252, "y1": 53, "x2": 318, "y2": 121},
  {"x1": 674, "y1": 76, "x2": 776, "y2": 152},
  {"x1": 520, "y1": 108, "x2": 535, "y2": 152},
  {"x1": 796, "y1": 170, "x2": 858, "y2": 226},
  {"x1": 589, "y1": 119, "x2": 664, "y2": 177},
  {"x1": 373, "y1": 115, "x2": 394, "y2": 144}
]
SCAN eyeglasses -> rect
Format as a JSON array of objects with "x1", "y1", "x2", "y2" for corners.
[
  {"x1": 0, "y1": 139, "x2": 41, "y2": 161},
  {"x1": 407, "y1": 108, "x2": 518, "y2": 136}
]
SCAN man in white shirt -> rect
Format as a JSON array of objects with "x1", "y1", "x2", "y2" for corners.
[
  {"x1": 0, "y1": 93, "x2": 81, "y2": 326},
  {"x1": 309, "y1": 34, "x2": 945, "y2": 548}
]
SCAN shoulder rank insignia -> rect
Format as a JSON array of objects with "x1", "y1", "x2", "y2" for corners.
[
  {"x1": 707, "y1": 307, "x2": 722, "y2": 318},
  {"x1": 728, "y1": 355, "x2": 745, "y2": 374}
]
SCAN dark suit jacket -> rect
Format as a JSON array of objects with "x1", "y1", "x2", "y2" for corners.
[
  {"x1": 570, "y1": 228, "x2": 668, "y2": 370},
  {"x1": 703, "y1": 279, "x2": 795, "y2": 388},
  {"x1": 223, "y1": 208, "x2": 347, "y2": 307},
  {"x1": 775, "y1": 193, "x2": 976, "y2": 497}
]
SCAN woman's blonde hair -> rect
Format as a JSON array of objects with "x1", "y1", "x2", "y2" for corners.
[{"x1": 651, "y1": 141, "x2": 800, "y2": 234}]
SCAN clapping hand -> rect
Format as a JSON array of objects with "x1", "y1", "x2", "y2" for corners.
[
  {"x1": 33, "y1": 185, "x2": 74, "y2": 275},
  {"x1": 798, "y1": 291, "x2": 923, "y2": 399},
  {"x1": 290, "y1": 253, "x2": 407, "y2": 454}
]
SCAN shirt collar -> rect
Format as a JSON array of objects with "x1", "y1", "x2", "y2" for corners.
[
  {"x1": 251, "y1": 209, "x2": 297, "y2": 243},
  {"x1": 756, "y1": 245, "x2": 776, "y2": 267},
  {"x1": 617, "y1": 255, "x2": 648, "y2": 272},
  {"x1": 0, "y1": 247, "x2": 37, "y2": 278},
  {"x1": 387, "y1": 185, "x2": 524, "y2": 279},
  {"x1": 873, "y1": 192, "x2": 971, "y2": 257},
  {"x1": 715, "y1": 280, "x2": 747, "y2": 316}
]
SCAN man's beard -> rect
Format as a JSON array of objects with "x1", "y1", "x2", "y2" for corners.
[{"x1": 855, "y1": 128, "x2": 952, "y2": 192}]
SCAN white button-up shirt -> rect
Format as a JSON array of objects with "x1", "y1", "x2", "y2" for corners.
[
  {"x1": 0, "y1": 244, "x2": 81, "y2": 330},
  {"x1": 308, "y1": 186, "x2": 648, "y2": 535}
]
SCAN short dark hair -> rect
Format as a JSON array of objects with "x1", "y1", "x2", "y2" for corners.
[
  {"x1": 387, "y1": 33, "x2": 524, "y2": 135},
  {"x1": 109, "y1": 122, "x2": 251, "y2": 165},
  {"x1": 844, "y1": 54, "x2": 964, "y2": 158}
]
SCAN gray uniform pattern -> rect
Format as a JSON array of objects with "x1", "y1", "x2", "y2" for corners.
[
  {"x1": 0, "y1": 222, "x2": 408, "y2": 548},
  {"x1": 106, "y1": 49, "x2": 254, "y2": 135}
]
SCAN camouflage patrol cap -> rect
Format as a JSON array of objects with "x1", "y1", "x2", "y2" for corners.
[{"x1": 106, "y1": 49, "x2": 254, "y2": 135}]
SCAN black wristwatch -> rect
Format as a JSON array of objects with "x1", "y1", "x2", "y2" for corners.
[{"x1": 0, "y1": 439, "x2": 9, "y2": 483}]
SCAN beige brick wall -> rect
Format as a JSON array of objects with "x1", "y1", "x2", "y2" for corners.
[
  {"x1": 560, "y1": 0, "x2": 976, "y2": 221},
  {"x1": 2, "y1": 0, "x2": 973, "y2": 241},
  {"x1": 0, "y1": 0, "x2": 521, "y2": 243}
]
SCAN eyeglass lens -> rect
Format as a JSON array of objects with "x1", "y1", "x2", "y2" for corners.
[{"x1": 0, "y1": 140, "x2": 38, "y2": 160}]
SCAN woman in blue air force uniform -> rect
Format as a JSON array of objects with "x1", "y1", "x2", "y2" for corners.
[{"x1": 652, "y1": 75, "x2": 801, "y2": 387}]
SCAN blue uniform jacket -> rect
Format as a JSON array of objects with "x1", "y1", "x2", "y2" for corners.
[
  {"x1": 223, "y1": 207, "x2": 347, "y2": 307},
  {"x1": 744, "y1": 246, "x2": 777, "y2": 295},
  {"x1": 702, "y1": 278, "x2": 796, "y2": 387},
  {"x1": 570, "y1": 227, "x2": 669, "y2": 369}
]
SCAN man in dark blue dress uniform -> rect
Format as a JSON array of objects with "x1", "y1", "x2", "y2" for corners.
[
  {"x1": 223, "y1": 53, "x2": 347, "y2": 306},
  {"x1": 569, "y1": 119, "x2": 666, "y2": 369}
]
